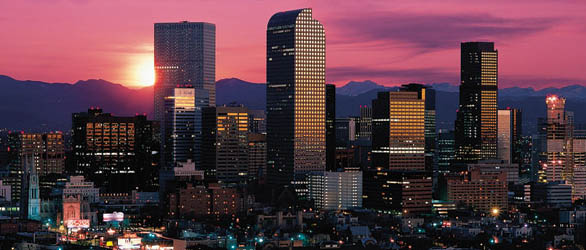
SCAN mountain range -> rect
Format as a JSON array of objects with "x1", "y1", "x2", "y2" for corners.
[{"x1": 2, "y1": 74, "x2": 586, "y2": 134}]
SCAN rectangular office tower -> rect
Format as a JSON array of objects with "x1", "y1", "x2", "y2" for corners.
[
  {"x1": 401, "y1": 84, "x2": 436, "y2": 172},
  {"x1": 72, "y1": 108, "x2": 158, "y2": 192},
  {"x1": 202, "y1": 106, "x2": 249, "y2": 183},
  {"x1": 372, "y1": 91, "x2": 426, "y2": 171},
  {"x1": 325, "y1": 84, "x2": 336, "y2": 171},
  {"x1": 164, "y1": 85, "x2": 209, "y2": 167},
  {"x1": 266, "y1": 9, "x2": 326, "y2": 186},
  {"x1": 154, "y1": 21, "x2": 216, "y2": 120},
  {"x1": 455, "y1": 42, "x2": 498, "y2": 163},
  {"x1": 544, "y1": 95, "x2": 574, "y2": 184}
]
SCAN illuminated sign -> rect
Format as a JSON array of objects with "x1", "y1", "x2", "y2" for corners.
[
  {"x1": 118, "y1": 237, "x2": 142, "y2": 249},
  {"x1": 103, "y1": 212, "x2": 125, "y2": 222},
  {"x1": 66, "y1": 219, "x2": 90, "y2": 228}
]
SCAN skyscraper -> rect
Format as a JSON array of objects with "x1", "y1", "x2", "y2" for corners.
[
  {"x1": 163, "y1": 85, "x2": 209, "y2": 167},
  {"x1": 401, "y1": 84, "x2": 436, "y2": 172},
  {"x1": 455, "y1": 42, "x2": 498, "y2": 163},
  {"x1": 544, "y1": 95, "x2": 574, "y2": 184},
  {"x1": 372, "y1": 91, "x2": 425, "y2": 171},
  {"x1": 366, "y1": 90, "x2": 432, "y2": 214},
  {"x1": 498, "y1": 109, "x2": 513, "y2": 163},
  {"x1": 154, "y1": 22, "x2": 216, "y2": 122},
  {"x1": 325, "y1": 84, "x2": 336, "y2": 171},
  {"x1": 266, "y1": 9, "x2": 326, "y2": 187},
  {"x1": 5, "y1": 132, "x2": 64, "y2": 203},
  {"x1": 71, "y1": 108, "x2": 158, "y2": 192},
  {"x1": 202, "y1": 105, "x2": 249, "y2": 183}
]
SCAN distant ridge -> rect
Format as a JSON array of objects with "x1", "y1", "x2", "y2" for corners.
[{"x1": 2, "y1": 75, "x2": 586, "y2": 133}]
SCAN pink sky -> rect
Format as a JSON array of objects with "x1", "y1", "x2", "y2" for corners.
[{"x1": 1, "y1": 0, "x2": 585, "y2": 89}]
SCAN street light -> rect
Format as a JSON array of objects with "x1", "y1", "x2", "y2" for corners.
[{"x1": 491, "y1": 208, "x2": 500, "y2": 216}]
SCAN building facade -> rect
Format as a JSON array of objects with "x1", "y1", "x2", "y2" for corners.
[
  {"x1": 154, "y1": 21, "x2": 216, "y2": 123},
  {"x1": 498, "y1": 109, "x2": 513, "y2": 163},
  {"x1": 326, "y1": 84, "x2": 336, "y2": 171},
  {"x1": 71, "y1": 108, "x2": 158, "y2": 192},
  {"x1": 455, "y1": 42, "x2": 498, "y2": 163},
  {"x1": 266, "y1": 8, "x2": 326, "y2": 187},
  {"x1": 447, "y1": 167, "x2": 508, "y2": 213},
  {"x1": 372, "y1": 91, "x2": 425, "y2": 171},
  {"x1": 163, "y1": 85, "x2": 209, "y2": 167},
  {"x1": 308, "y1": 171, "x2": 362, "y2": 210},
  {"x1": 202, "y1": 106, "x2": 249, "y2": 183}
]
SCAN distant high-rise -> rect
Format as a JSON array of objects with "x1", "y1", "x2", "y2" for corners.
[
  {"x1": 437, "y1": 129, "x2": 455, "y2": 172},
  {"x1": 367, "y1": 90, "x2": 431, "y2": 214},
  {"x1": 266, "y1": 9, "x2": 326, "y2": 186},
  {"x1": 202, "y1": 105, "x2": 249, "y2": 183},
  {"x1": 163, "y1": 85, "x2": 209, "y2": 167},
  {"x1": 356, "y1": 105, "x2": 372, "y2": 141},
  {"x1": 5, "y1": 132, "x2": 64, "y2": 202},
  {"x1": 498, "y1": 109, "x2": 513, "y2": 163},
  {"x1": 545, "y1": 95, "x2": 574, "y2": 184},
  {"x1": 248, "y1": 133, "x2": 267, "y2": 183},
  {"x1": 154, "y1": 22, "x2": 216, "y2": 121},
  {"x1": 71, "y1": 108, "x2": 158, "y2": 192},
  {"x1": 510, "y1": 109, "x2": 523, "y2": 164},
  {"x1": 455, "y1": 42, "x2": 498, "y2": 163},
  {"x1": 372, "y1": 91, "x2": 425, "y2": 171},
  {"x1": 401, "y1": 84, "x2": 436, "y2": 172},
  {"x1": 325, "y1": 84, "x2": 336, "y2": 171}
]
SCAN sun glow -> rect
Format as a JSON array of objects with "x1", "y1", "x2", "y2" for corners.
[{"x1": 131, "y1": 54, "x2": 155, "y2": 87}]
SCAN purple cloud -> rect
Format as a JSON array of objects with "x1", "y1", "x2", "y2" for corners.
[{"x1": 328, "y1": 12, "x2": 559, "y2": 51}]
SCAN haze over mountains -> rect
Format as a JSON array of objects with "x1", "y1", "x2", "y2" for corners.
[{"x1": 1, "y1": 74, "x2": 586, "y2": 133}]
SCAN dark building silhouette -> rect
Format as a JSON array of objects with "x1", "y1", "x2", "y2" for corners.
[
  {"x1": 71, "y1": 108, "x2": 158, "y2": 192},
  {"x1": 367, "y1": 90, "x2": 432, "y2": 214},
  {"x1": 266, "y1": 9, "x2": 326, "y2": 187},
  {"x1": 202, "y1": 105, "x2": 249, "y2": 183},
  {"x1": 455, "y1": 42, "x2": 498, "y2": 163},
  {"x1": 326, "y1": 84, "x2": 336, "y2": 171}
]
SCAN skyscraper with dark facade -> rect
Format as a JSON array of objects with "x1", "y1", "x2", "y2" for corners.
[
  {"x1": 455, "y1": 42, "x2": 498, "y2": 163},
  {"x1": 372, "y1": 91, "x2": 426, "y2": 171},
  {"x1": 266, "y1": 9, "x2": 326, "y2": 187},
  {"x1": 326, "y1": 84, "x2": 336, "y2": 171},
  {"x1": 154, "y1": 22, "x2": 216, "y2": 121},
  {"x1": 5, "y1": 132, "x2": 65, "y2": 202},
  {"x1": 202, "y1": 106, "x2": 249, "y2": 183},
  {"x1": 366, "y1": 90, "x2": 432, "y2": 214},
  {"x1": 401, "y1": 84, "x2": 436, "y2": 172},
  {"x1": 163, "y1": 85, "x2": 209, "y2": 167},
  {"x1": 71, "y1": 108, "x2": 158, "y2": 192}
]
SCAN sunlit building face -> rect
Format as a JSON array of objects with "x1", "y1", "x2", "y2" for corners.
[{"x1": 266, "y1": 8, "x2": 326, "y2": 186}]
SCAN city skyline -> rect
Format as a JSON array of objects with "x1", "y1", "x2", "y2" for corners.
[{"x1": 1, "y1": 1, "x2": 585, "y2": 89}]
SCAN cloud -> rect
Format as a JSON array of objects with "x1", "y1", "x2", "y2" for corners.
[{"x1": 328, "y1": 12, "x2": 559, "y2": 52}]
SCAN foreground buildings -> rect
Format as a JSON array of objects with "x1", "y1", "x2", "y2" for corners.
[
  {"x1": 266, "y1": 8, "x2": 326, "y2": 187},
  {"x1": 71, "y1": 108, "x2": 158, "y2": 192},
  {"x1": 366, "y1": 89, "x2": 432, "y2": 215}
]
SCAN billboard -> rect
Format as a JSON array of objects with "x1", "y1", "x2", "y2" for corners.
[
  {"x1": 103, "y1": 212, "x2": 125, "y2": 222},
  {"x1": 118, "y1": 237, "x2": 142, "y2": 249},
  {"x1": 66, "y1": 219, "x2": 90, "y2": 228}
]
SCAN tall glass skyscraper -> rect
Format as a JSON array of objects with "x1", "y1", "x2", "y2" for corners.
[
  {"x1": 154, "y1": 22, "x2": 215, "y2": 114},
  {"x1": 455, "y1": 42, "x2": 498, "y2": 163},
  {"x1": 154, "y1": 21, "x2": 215, "y2": 168},
  {"x1": 266, "y1": 9, "x2": 326, "y2": 186},
  {"x1": 164, "y1": 85, "x2": 209, "y2": 167}
]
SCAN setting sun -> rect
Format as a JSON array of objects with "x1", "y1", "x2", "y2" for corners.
[{"x1": 132, "y1": 54, "x2": 155, "y2": 87}]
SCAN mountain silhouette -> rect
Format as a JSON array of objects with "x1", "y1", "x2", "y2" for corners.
[{"x1": 2, "y1": 75, "x2": 586, "y2": 134}]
